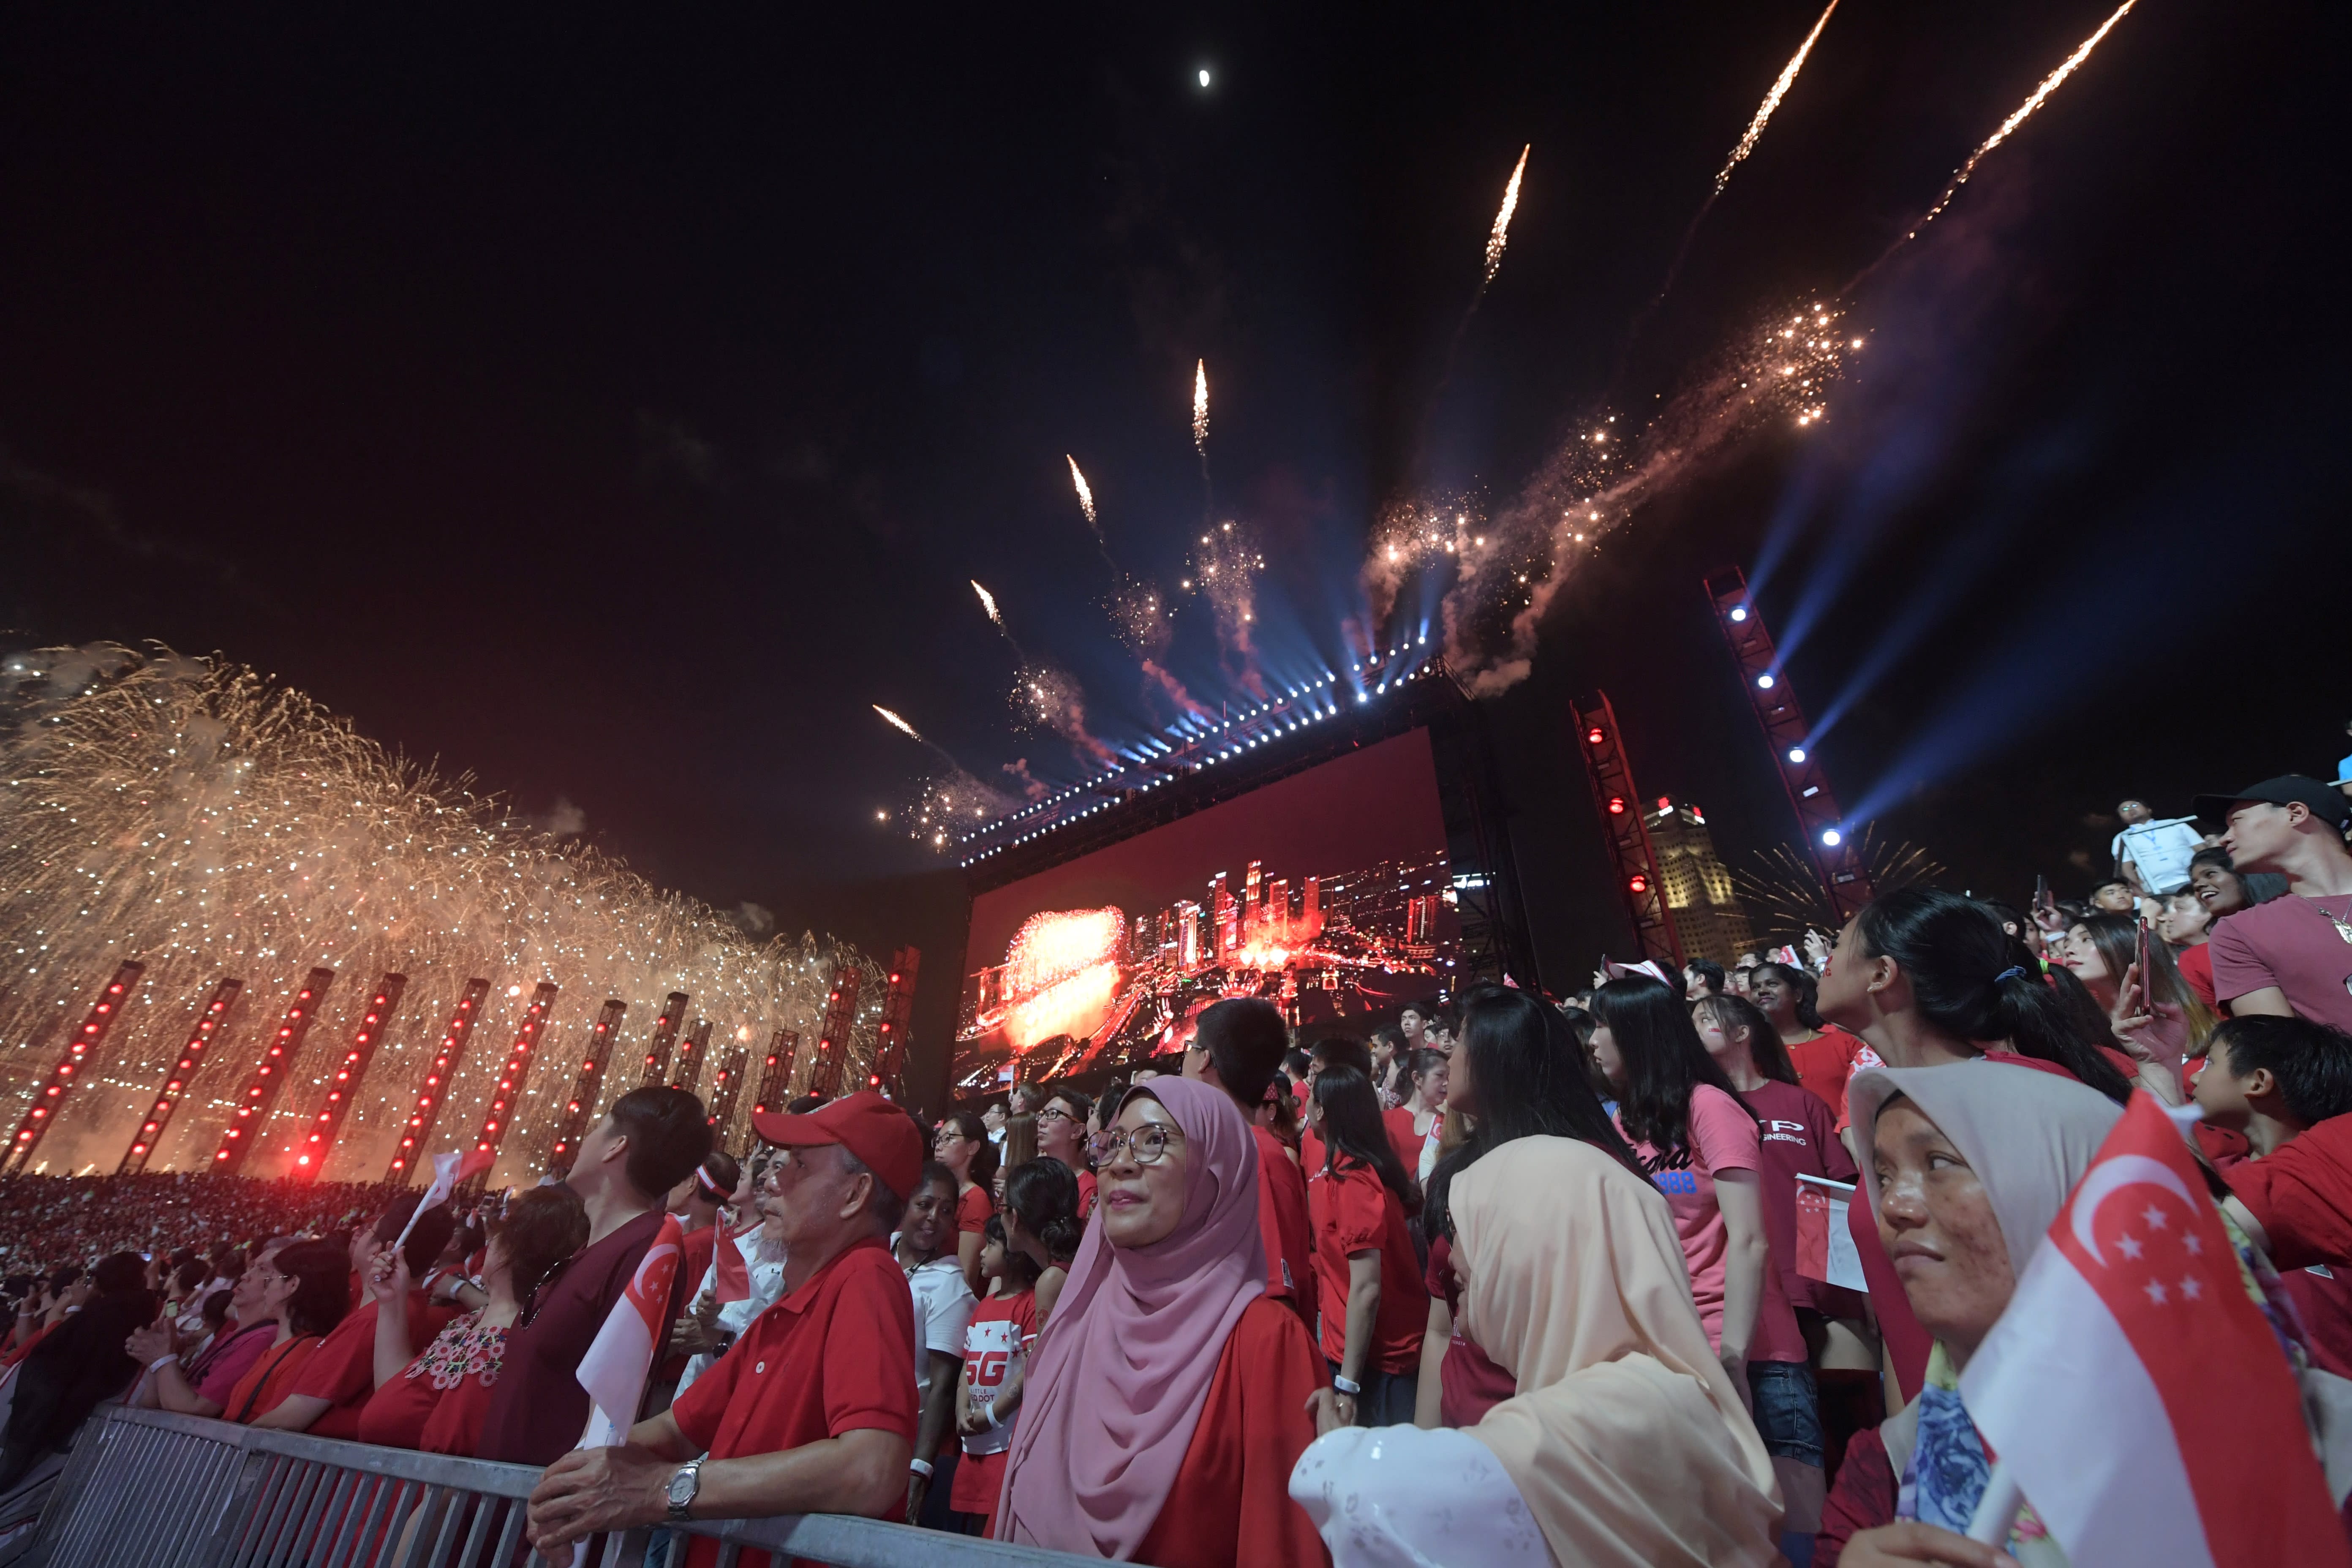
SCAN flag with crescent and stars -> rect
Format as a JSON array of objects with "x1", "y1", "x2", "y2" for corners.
[{"x1": 1960, "y1": 1090, "x2": 2348, "y2": 1568}]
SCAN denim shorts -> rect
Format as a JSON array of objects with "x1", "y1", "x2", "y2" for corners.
[{"x1": 1746, "y1": 1358, "x2": 1825, "y2": 1467}]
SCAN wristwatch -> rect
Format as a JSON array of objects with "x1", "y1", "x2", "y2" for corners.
[{"x1": 666, "y1": 1457, "x2": 705, "y2": 1522}]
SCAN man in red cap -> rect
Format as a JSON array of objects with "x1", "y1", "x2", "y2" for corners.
[{"x1": 525, "y1": 1091, "x2": 923, "y2": 1564}]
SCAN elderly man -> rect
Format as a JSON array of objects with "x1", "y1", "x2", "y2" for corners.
[{"x1": 525, "y1": 1092, "x2": 922, "y2": 1564}]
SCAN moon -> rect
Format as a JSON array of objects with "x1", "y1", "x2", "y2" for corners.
[{"x1": 2068, "y1": 1154, "x2": 2196, "y2": 1265}]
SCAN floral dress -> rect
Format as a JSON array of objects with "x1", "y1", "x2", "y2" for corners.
[{"x1": 354, "y1": 1310, "x2": 507, "y2": 1456}]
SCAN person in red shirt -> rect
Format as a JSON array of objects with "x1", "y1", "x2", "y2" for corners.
[
  {"x1": 216, "y1": 1240, "x2": 351, "y2": 1424},
  {"x1": 950, "y1": 1222, "x2": 1038, "y2": 1537},
  {"x1": 1181, "y1": 997, "x2": 1316, "y2": 1323},
  {"x1": 525, "y1": 1091, "x2": 925, "y2": 1567},
  {"x1": 2194, "y1": 1015, "x2": 2352, "y2": 1377},
  {"x1": 249, "y1": 1193, "x2": 458, "y2": 1437},
  {"x1": 1296, "y1": 1037, "x2": 1372, "y2": 1202},
  {"x1": 1306, "y1": 1064, "x2": 1428, "y2": 1430},
  {"x1": 1381, "y1": 1049, "x2": 1447, "y2": 1178},
  {"x1": 933, "y1": 1110, "x2": 999, "y2": 1297},
  {"x1": 1034, "y1": 1089, "x2": 1095, "y2": 1217},
  {"x1": 998, "y1": 1077, "x2": 1326, "y2": 1565},
  {"x1": 1748, "y1": 960, "x2": 1868, "y2": 1122},
  {"x1": 2196, "y1": 778, "x2": 2352, "y2": 1031},
  {"x1": 2160, "y1": 887, "x2": 2220, "y2": 1007},
  {"x1": 356, "y1": 1184, "x2": 589, "y2": 1454}
]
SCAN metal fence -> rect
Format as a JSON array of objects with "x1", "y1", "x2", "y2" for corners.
[{"x1": 12, "y1": 1405, "x2": 1096, "y2": 1568}]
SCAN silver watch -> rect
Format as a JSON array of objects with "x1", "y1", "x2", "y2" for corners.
[{"x1": 666, "y1": 1457, "x2": 704, "y2": 1522}]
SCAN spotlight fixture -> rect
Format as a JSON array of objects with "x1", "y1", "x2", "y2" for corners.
[
  {"x1": 1787, "y1": 746, "x2": 1807, "y2": 764},
  {"x1": 1730, "y1": 605, "x2": 1749, "y2": 622},
  {"x1": 1821, "y1": 828, "x2": 1843, "y2": 847},
  {"x1": 1756, "y1": 673, "x2": 1775, "y2": 689}
]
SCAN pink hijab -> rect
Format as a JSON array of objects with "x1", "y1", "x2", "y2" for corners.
[{"x1": 998, "y1": 1076, "x2": 1267, "y2": 1558}]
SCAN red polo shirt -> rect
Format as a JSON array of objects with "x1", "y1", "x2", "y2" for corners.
[
  {"x1": 1307, "y1": 1158, "x2": 1427, "y2": 1374},
  {"x1": 288, "y1": 1291, "x2": 455, "y2": 1439},
  {"x1": 667, "y1": 1235, "x2": 919, "y2": 1568},
  {"x1": 1252, "y1": 1124, "x2": 1315, "y2": 1323}
]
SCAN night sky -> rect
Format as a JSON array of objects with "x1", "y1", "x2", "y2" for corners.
[{"x1": 4, "y1": 3, "x2": 2343, "y2": 1019}]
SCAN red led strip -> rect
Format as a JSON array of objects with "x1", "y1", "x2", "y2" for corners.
[
  {"x1": 117, "y1": 976, "x2": 241, "y2": 1175},
  {"x1": 3, "y1": 961, "x2": 146, "y2": 1176},
  {"x1": 385, "y1": 978, "x2": 490, "y2": 1180}
]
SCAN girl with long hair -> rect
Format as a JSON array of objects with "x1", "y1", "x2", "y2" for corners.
[
  {"x1": 1381, "y1": 1049, "x2": 1448, "y2": 1181},
  {"x1": 934, "y1": 1110, "x2": 1001, "y2": 1296},
  {"x1": 1588, "y1": 973, "x2": 1807, "y2": 1533},
  {"x1": 1415, "y1": 985, "x2": 1643, "y2": 1430},
  {"x1": 1306, "y1": 1065, "x2": 1427, "y2": 1429},
  {"x1": 1000, "y1": 1157, "x2": 1083, "y2": 1328}
]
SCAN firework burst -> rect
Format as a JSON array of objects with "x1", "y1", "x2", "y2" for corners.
[
  {"x1": 1732, "y1": 830, "x2": 1946, "y2": 943},
  {"x1": 1484, "y1": 144, "x2": 1530, "y2": 286},
  {"x1": 0, "y1": 645, "x2": 881, "y2": 1181},
  {"x1": 1715, "y1": 0, "x2": 1839, "y2": 194}
]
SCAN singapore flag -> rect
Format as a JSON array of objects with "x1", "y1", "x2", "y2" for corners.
[
  {"x1": 1960, "y1": 1092, "x2": 2348, "y2": 1567},
  {"x1": 575, "y1": 1214, "x2": 684, "y2": 1449}
]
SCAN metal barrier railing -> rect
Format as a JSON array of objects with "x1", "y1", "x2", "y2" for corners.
[{"x1": 18, "y1": 1405, "x2": 1094, "y2": 1568}]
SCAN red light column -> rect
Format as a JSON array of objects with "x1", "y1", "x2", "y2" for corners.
[
  {"x1": 753, "y1": 1030, "x2": 798, "y2": 1117},
  {"x1": 705, "y1": 1044, "x2": 751, "y2": 1138},
  {"x1": 547, "y1": 999, "x2": 626, "y2": 1172},
  {"x1": 869, "y1": 947, "x2": 921, "y2": 1098},
  {"x1": 2, "y1": 961, "x2": 146, "y2": 1176},
  {"x1": 467, "y1": 982, "x2": 558, "y2": 1179},
  {"x1": 118, "y1": 977, "x2": 241, "y2": 1175},
  {"x1": 386, "y1": 978, "x2": 491, "y2": 1181},
  {"x1": 290, "y1": 974, "x2": 406, "y2": 1180},
  {"x1": 807, "y1": 967, "x2": 861, "y2": 1101},
  {"x1": 211, "y1": 968, "x2": 335, "y2": 1175},
  {"x1": 1571, "y1": 694, "x2": 1683, "y2": 971},
  {"x1": 1704, "y1": 567, "x2": 1875, "y2": 923},
  {"x1": 638, "y1": 993, "x2": 689, "y2": 1087},
  {"x1": 670, "y1": 1018, "x2": 712, "y2": 1097}
]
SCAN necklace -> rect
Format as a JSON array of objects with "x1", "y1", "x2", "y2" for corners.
[{"x1": 2314, "y1": 895, "x2": 2352, "y2": 996}]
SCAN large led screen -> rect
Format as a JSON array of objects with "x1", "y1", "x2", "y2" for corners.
[{"x1": 953, "y1": 729, "x2": 1459, "y2": 1092}]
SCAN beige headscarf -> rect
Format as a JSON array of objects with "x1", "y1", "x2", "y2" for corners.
[{"x1": 1452, "y1": 1136, "x2": 1783, "y2": 1568}]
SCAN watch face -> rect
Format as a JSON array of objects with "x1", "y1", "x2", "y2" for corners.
[{"x1": 668, "y1": 1467, "x2": 697, "y2": 1506}]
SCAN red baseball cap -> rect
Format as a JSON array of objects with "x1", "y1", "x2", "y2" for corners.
[{"x1": 749, "y1": 1092, "x2": 923, "y2": 1202}]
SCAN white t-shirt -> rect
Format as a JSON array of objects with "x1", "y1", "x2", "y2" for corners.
[
  {"x1": 2112, "y1": 818, "x2": 2202, "y2": 895},
  {"x1": 673, "y1": 1226, "x2": 788, "y2": 1402},
  {"x1": 904, "y1": 1253, "x2": 976, "y2": 1396}
]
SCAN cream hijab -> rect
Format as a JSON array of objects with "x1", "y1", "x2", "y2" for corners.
[{"x1": 1452, "y1": 1136, "x2": 1783, "y2": 1568}]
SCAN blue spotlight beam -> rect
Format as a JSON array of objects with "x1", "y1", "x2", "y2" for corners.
[{"x1": 1703, "y1": 566, "x2": 1875, "y2": 925}]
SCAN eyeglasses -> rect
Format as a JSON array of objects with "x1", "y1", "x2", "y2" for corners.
[
  {"x1": 1036, "y1": 1106, "x2": 1079, "y2": 1125},
  {"x1": 1088, "y1": 1124, "x2": 1183, "y2": 1167}
]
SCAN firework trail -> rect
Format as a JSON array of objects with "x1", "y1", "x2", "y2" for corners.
[
  {"x1": 1847, "y1": 0, "x2": 2140, "y2": 294},
  {"x1": 1066, "y1": 457, "x2": 1098, "y2": 535},
  {"x1": 1622, "y1": 1, "x2": 1840, "y2": 366},
  {"x1": 1483, "y1": 144, "x2": 1530, "y2": 287},
  {"x1": 970, "y1": 581, "x2": 1003, "y2": 628},
  {"x1": 1192, "y1": 361, "x2": 1209, "y2": 455},
  {"x1": 0, "y1": 645, "x2": 881, "y2": 1179},
  {"x1": 872, "y1": 703, "x2": 923, "y2": 742},
  {"x1": 1716, "y1": 0, "x2": 1839, "y2": 195}
]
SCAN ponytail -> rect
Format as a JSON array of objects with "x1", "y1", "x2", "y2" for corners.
[
  {"x1": 1002, "y1": 1157, "x2": 1083, "y2": 1263},
  {"x1": 1855, "y1": 888, "x2": 2132, "y2": 1105}
]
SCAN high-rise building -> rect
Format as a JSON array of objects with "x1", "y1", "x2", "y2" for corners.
[{"x1": 1647, "y1": 798, "x2": 1755, "y2": 966}]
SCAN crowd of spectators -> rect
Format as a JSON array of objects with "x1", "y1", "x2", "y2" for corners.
[{"x1": 1, "y1": 769, "x2": 2350, "y2": 1567}]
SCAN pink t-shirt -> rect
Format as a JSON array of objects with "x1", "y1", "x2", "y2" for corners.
[
  {"x1": 1615, "y1": 1084, "x2": 1807, "y2": 1364},
  {"x1": 2209, "y1": 894, "x2": 2352, "y2": 1033}
]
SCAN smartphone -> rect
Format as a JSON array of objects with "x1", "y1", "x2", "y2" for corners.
[
  {"x1": 2136, "y1": 920, "x2": 2153, "y2": 1000},
  {"x1": 2034, "y1": 875, "x2": 2054, "y2": 918}
]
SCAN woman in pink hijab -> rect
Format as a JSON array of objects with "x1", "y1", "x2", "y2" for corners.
[{"x1": 998, "y1": 1076, "x2": 1329, "y2": 1564}]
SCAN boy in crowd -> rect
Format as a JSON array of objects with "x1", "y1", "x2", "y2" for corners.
[
  {"x1": 2111, "y1": 798, "x2": 2205, "y2": 898},
  {"x1": 2196, "y1": 1015, "x2": 2352, "y2": 1376}
]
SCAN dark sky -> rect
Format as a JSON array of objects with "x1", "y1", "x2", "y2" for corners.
[{"x1": 3, "y1": 3, "x2": 2344, "y2": 1018}]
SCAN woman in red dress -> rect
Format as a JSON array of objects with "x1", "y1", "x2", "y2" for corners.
[
  {"x1": 999, "y1": 1076, "x2": 1328, "y2": 1565},
  {"x1": 356, "y1": 1185, "x2": 588, "y2": 1454}
]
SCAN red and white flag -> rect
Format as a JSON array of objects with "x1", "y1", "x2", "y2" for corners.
[
  {"x1": 574, "y1": 1214, "x2": 684, "y2": 1448},
  {"x1": 1960, "y1": 1092, "x2": 2349, "y2": 1567},
  {"x1": 711, "y1": 1218, "x2": 752, "y2": 1305},
  {"x1": 394, "y1": 1146, "x2": 495, "y2": 1247}
]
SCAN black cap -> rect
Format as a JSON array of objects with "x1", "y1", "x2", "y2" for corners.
[{"x1": 2193, "y1": 775, "x2": 2352, "y2": 831}]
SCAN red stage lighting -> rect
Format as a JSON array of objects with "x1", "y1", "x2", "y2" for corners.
[
  {"x1": 547, "y1": 998, "x2": 627, "y2": 1171},
  {"x1": 705, "y1": 1043, "x2": 752, "y2": 1136},
  {"x1": 117, "y1": 976, "x2": 242, "y2": 1176},
  {"x1": 211, "y1": 969, "x2": 335, "y2": 1177},
  {"x1": 1585, "y1": 726, "x2": 1606, "y2": 745},
  {"x1": 753, "y1": 1030, "x2": 799, "y2": 1117},
  {"x1": 1570, "y1": 693, "x2": 1683, "y2": 971},
  {"x1": 3, "y1": 961, "x2": 146, "y2": 1176},
  {"x1": 385, "y1": 977, "x2": 491, "y2": 1181},
  {"x1": 807, "y1": 965, "x2": 863, "y2": 1100},
  {"x1": 871, "y1": 947, "x2": 921, "y2": 1101},
  {"x1": 1629, "y1": 875, "x2": 1650, "y2": 894},
  {"x1": 289, "y1": 974, "x2": 407, "y2": 1181},
  {"x1": 1607, "y1": 796, "x2": 1626, "y2": 814},
  {"x1": 638, "y1": 994, "x2": 690, "y2": 1087},
  {"x1": 466, "y1": 981, "x2": 559, "y2": 1181},
  {"x1": 669, "y1": 1017, "x2": 713, "y2": 1097}
]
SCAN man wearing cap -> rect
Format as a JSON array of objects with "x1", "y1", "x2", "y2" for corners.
[
  {"x1": 525, "y1": 1091, "x2": 920, "y2": 1564},
  {"x1": 2194, "y1": 776, "x2": 2352, "y2": 1033}
]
